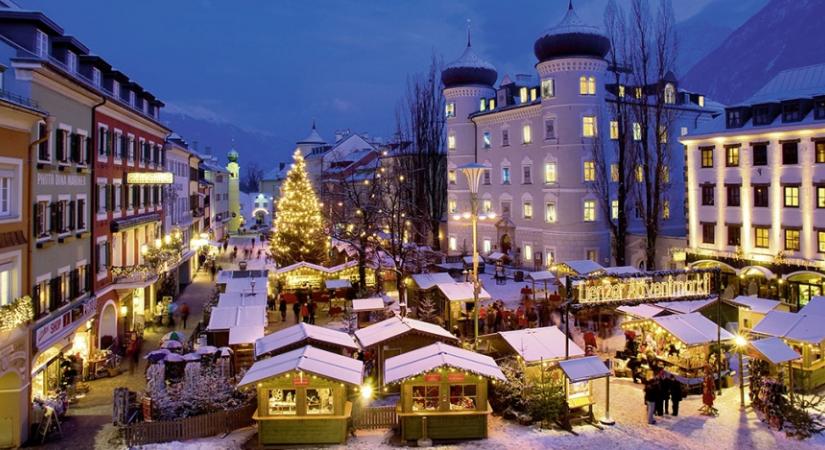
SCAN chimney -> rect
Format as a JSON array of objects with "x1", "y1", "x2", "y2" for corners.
[{"x1": 279, "y1": 162, "x2": 285, "y2": 170}]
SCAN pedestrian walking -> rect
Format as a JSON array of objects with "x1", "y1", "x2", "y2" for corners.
[
  {"x1": 251, "y1": 237, "x2": 255, "y2": 248},
  {"x1": 209, "y1": 264, "x2": 217, "y2": 281},
  {"x1": 279, "y1": 298, "x2": 288, "y2": 322},
  {"x1": 655, "y1": 370, "x2": 665, "y2": 416},
  {"x1": 293, "y1": 301, "x2": 301, "y2": 323},
  {"x1": 308, "y1": 300, "x2": 316, "y2": 325},
  {"x1": 167, "y1": 301, "x2": 176, "y2": 328},
  {"x1": 668, "y1": 373, "x2": 683, "y2": 416},
  {"x1": 478, "y1": 305, "x2": 486, "y2": 333},
  {"x1": 644, "y1": 378, "x2": 658, "y2": 425},
  {"x1": 223, "y1": 240, "x2": 228, "y2": 253},
  {"x1": 127, "y1": 338, "x2": 140, "y2": 375},
  {"x1": 180, "y1": 302, "x2": 190, "y2": 329},
  {"x1": 300, "y1": 302, "x2": 310, "y2": 323}
]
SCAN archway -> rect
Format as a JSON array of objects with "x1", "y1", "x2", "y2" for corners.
[
  {"x1": 99, "y1": 301, "x2": 118, "y2": 350},
  {"x1": 500, "y1": 234, "x2": 512, "y2": 255},
  {"x1": 0, "y1": 370, "x2": 22, "y2": 447},
  {"x1": 784, "y1": 271, "x2": 825, "y2": 309}
]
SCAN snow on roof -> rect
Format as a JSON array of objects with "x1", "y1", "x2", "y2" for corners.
[
  {"x1": 751, "y1": 311, "x2": 803, "y2": 339},
  {"x1": 652, "y1": 312, "x2": 734, "y2": 346},
  {"x1": 561, "y1": 260, "x2": 604, "y2": 276},
  {"x1": 486, "y1": 252, "x2": 505, "y2": 261},
  {"x1": 324, "y1": 279, "x2": 351, "y2": 289},
  {"x1": 239, "y1": 345, "x2": 363, "y2": 387},
  {"x1": 618, "y1": 304, "x2": 666, "y2": 320},
  {"x1": 229, "y1": 325, "x2": 265, "y2": 345},
  {"x1": 384, "y1": 342, "x2": 505, "y2": 384},
  {"x1": 526, "y1": 271, "x2": 555, "y2": 282},
  {"x1": 217, "y1": 291, "x2": 267, "y2": 308},
  {"x1": 558, "y1": 356, "x2": 610, "y2": 383},
  {"x1": 443, "y1": 43, "x2": 497, "y2": 72},
  {"x1": 297, "y1": 123, "x2": 326, "y2": 145},
  {"x1": 436, "y1": 282, "x2": 492, "y2": 302},
  {"x1": 207, "y1": 305, "x2": 267, "y2": 331},
  {"x1": 727, "y1": 296, "x2": 782, "y2": 314},
  {"x1": 275, "y1": 260, "x2": 357, "y2": 275},
  {"x1": 498, "y1": 326, "x2": 584, "y2": 363},
  {"x1": 412, "y1": 272, "x2": 455, "y2": 290},
  {"x1": 255, "y1": 322, "x2": 358, "y2": 358},
  {"x1": 799, "y1": 296, "x2": 825, "y2": 316},
  {"x1": 656, "y1": 297, "x2": 717, "y2": 314},
  {"x1": 605, "y1": 266, "x2": 642, "y2": 276},
  {"x1": 745, "y1": 64, "x2": 825, "y2": 104},
  {"x1": 749, "y1": 337, "x2": 801, "y2": 365},
  {"x1": 352, "y1": 297, "x2": 386, "y2": 313},
  {"x1": 224, "y1": 277, "x2": 268, "y2": 294},
  {"x1": 216, "y1": 270, "x2": 233, "y2": 284},
  {"x1": 354, "y1": 315, "x2": 458, "y2": 348}
]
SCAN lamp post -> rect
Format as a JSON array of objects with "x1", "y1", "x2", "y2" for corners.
[
  {"x1": 735, "y1": 334, "x2": 748, "y2": 409},
  {"x1": 458, "y1": 162, "x2": 488, "y2": 349}
]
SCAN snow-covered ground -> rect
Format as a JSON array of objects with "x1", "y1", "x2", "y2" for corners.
[{"x1": 136, "y1": 426, "x2": 255, "y2": 450}]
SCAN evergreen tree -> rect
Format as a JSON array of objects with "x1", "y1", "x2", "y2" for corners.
[{"x1": 271, "y1": 150, "x2": 327, "y2": 266}]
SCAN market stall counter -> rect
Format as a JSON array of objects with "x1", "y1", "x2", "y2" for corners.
[{"x1": 384, "y1": 342, "x2": 506, "y2": 442}]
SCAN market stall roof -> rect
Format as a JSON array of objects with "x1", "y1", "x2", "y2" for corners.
[
  {"x1": 497, "y1": 326, "x2": 584, "y2": 363},
  {"x1": 726, "y1": 295, "x2": 782, "y2": 314},
  {"x1": 206, "y1": 305, "x2": 267, "y2": 331},
  {"x1": 435, "y1": 282, "x2": 492, "y2": 302},
  {"x1": 239, "y1": 345, "x2": 364, "y2": 387},
  {"x1": 229, "y1": 325, "x2": 265, "y2": 345},
  {"x1": 275, "y1": 260, "x2": 358, "y2": 275},
  {"x1": 604, "y1": 266, "x2": 642, "y2": 276},
  {"x1": 560, "y1": 260, "x2": 605, "y2": 276},
  {"x1": 749, "y1": 337, "x2": 802, "y2": 365},
  {"x1": 217, "y1": 291, "x2": 267, "y2": 308},
  {"x1": 652, "y1": 312, "x2": 734, "y2": 346},
  {"x1": 216, "y1": 270, "x2": 233, "y2": 284},
  {"x1": 218, "y1": 269, "x2": 268, "y2": 284},
  {"x1": 384, "y1": 342, "x2": 506, "y2": 384},
  {"x1": 617, "y1": 304, "x2": 666, "y2": 319},
  {"x1": 799, "y1": 296, "x2": 825, "y2": 316},
  {"x1": 352, "y1": 297, "x2": 386, "y2": 312},
  {"x1": 355, "y1": 315, "x2": 458, "y2": 348},
  {"x1": 324, "y1": 279, "x2": 351, "y2": 289},
  {"x1": 526, "y1": 271, "x2": 555, "y2": 282},
  {"x1": 463, "y1": 256, "x2": 475, "y2": 265},
  {"x1": 255, "y1": 322, "x2": 358, "y2": 358},
  {"x1": 752, "y1": 310, "x2": 825, "y2": 345},
  {"x1": 558, "y1": 356, "x2": 611, "y2": 383},
  {"x1": 224, "y1": 277, "x2": 268, "y2": 294},
  {"x1": 486, "y1": 252, "x2": 505, "y2": 261},
  {"x1": 656, "y1": 297, "x2": 717, "y2": 314},
  {"x1": 412, "y1": 272, "x2": 455, "y2": 290}
]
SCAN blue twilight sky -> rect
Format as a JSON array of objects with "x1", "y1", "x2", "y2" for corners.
[{"x1": 22, "y1": 0, "x2": 717, "y2": 147}]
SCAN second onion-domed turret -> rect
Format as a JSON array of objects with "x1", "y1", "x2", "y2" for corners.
[
  {"x1": 534, "y1": 1, "x2": 610, "y2": 63},
  {"x1": 441, "y1": 34, "x2": 498, "y2": 88}
]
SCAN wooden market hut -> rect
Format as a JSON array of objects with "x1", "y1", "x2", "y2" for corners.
[
  {"x1": 217, "y1": 291, "x2": 268, "y2": 308},
  {"x1": 410, "y1": 273, "x2": 455, "y2": 311},
  {"x1": 352, "y1": 297, "x2": 387, "y2": 329},
  {"x1": 354, "y1": 315, "x2": 459, "y2": 389},
  {"x1": 434, "y1": 282, "x2": 492, "y2": 335},
  {"x1": 206, "y1": 305, "x2": 267, "y2": 369},
  {"x1": 557, "y1": 356, "x2": 612, "y2": 426},
  {"x1": 752, "y1": 310, "x2": 825, "y2": 391},
  {"x1": 239, "y1": 345, "x2": 364, "y2": 446},
  {"x1": 383, "y1": 342, "x2": 506, "y2": 442},
  {"x1": 747, "y1": 337, "x2": 803, "y2": 396},
  {"x1": 254, "y1": 322, "x2": 359, "y2": 360},
  {"x1": 217, "y1": 270, "x2": 269, "y2": 294},
  {"x1": 725, "y1": 295, "x2": 786, "y2": 333},
  {"x1": 274, "y1": 261, "x2": 371, "y2": 291},
  {"x1": 478, "y1": 327, "x2": 585, "y2": 382}
]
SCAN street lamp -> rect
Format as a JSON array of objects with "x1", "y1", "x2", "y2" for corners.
[
  {"x1": 458, "y1": 162, "x2": 489, "y2": 349},
  {"x1": 735, "y1": 334, "x2": 748, "y2": 409}
]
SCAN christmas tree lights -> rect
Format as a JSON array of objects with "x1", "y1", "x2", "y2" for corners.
[{"x1": 271, "y1": 150, "x2": 327, "y2": 266}]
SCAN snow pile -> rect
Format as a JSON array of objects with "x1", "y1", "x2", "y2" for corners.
[{"x1": 136, "y1": 426, "x2": 256, "y2": 450}]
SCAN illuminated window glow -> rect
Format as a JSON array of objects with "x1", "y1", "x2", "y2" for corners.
[{"x1": 583, "y1": 200, "x2": 596, "y2": 222}]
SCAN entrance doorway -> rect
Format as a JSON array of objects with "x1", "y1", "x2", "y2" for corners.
[
  {"x1": 99, "y1": 302, "x2": 118, "y2": 350},
  {"x1": 0, "y1": 371, "x2": 22, "y2": 447}
]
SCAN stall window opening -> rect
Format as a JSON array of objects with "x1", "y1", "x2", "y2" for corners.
[
  {"x1": 268, "y1": 388, "x2": 297, "y2": 415},
  {"x1": 449, "y1": 384, "x2": 477, "y2": 410},
  {"x1": 412, "y1": 385, "x2": 439, "y2": 411},
  {"x1": 306, "y1": 388, "x2": 333, "y2": 415}
]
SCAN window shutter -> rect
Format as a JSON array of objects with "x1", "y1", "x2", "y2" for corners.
[
  {"x1": 38, "y1": 123, "x2": 49, "y2": 161},
  {"x1": 49, "y1": 202, "x2": 58, "y2": 233},
  {"x1": 55, "y1": 130, "x2": 64, "y2": 162},
  {"x1": 77, "y1": 199, "x2": 85, "y2": 230},
  {"x1": 84, "y1": 264, "x2": 92, "y2": 291},
  {"x1": 32, "y1": 284, "x2": 41, "y2": 317},
  {"x1": 105, "y1": 242, "x2": 112, "y2": 267},
  {"x1": 106, "y1": 185, "x2": 113, "y2": 212},
  {"x1": 107, "y1": 131, "x2": 113, "y2": 156},
  {"x1": 85, "y1": 137, "x2": 92, "y2": 164},
  {"x1": 70, "y1": 133, "x2": 80, "y2": 163},
  {"x1": 69, "y1": 269, "x2": 77, "y2": 299},
  {"x1": 49, "y1": 277, "x2": 60, "y2": 311},
  {"x1": 34, "y1": 203, "x2": 41, "y2": 236},
  {"x1": 68, "y1": 200, "x2": 76, "y2": 230}
]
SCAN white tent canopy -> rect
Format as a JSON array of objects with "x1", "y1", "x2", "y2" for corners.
[
  {"x1": 217, "y1": 291, "x2": 267, "y2": 308},
  {"x1": 726, "y1": 295, "x2": 782, "y2": 314},
  {"x1": 618, "y1": 304, "x2": 666, "y2": 320},
  {"x1": 355, "y1": 315, "x2": 458, "y2": 348},
  {"x1": 255, "y1": 322, "x2": 358, "y2": 358},
  {"x1": 412, "y1": 273, "x2": 455, "y2": 290},
  {"x1": 497, "y1": 326, "x2": 584, "y2": 363},
  {"x1": 224, "y1": 277, "x2": 268, "y2": 294},
  {"x1": 526, "y1": 271, "x2": 555, "y2": 282},
  {"x1": 652, "y1": 312, "x2": 734, "y2": 346},
  {"x1": 324, "y1": 279, "x2": 352, "y2": 289},
  {"x1": 656, "y1": 297, "x2": 717, "y2": 314},
  {"x1": 749, "y1": 337, "x2": 802, "y2": 365},
  {"x1": 352, "y1": 297, "x2": 386, "y2": 313},
  {"x1": 752, "y1": 310, "x2": 825, "y2": 345},
  {"x1": 239, "y1": 345, "x2": 364, "y2": 387},
  {"x1": 207, "y1": 305, "x2": 267, "y2": 331},
  {"x1": 229, "y1": 325, "x2": 265, "y2": 345},
  {"x1": 799, "y1": 296, "x2": 825, "y2": 316},
  {"x1": 558, "y1": 356, "x2": 611, "y2": 383},
  {"x1": 436, "y1": 282, "x2": 492, "y2": 302},
  {"x1": 383, "y1": 342, "x2": 506, "y2": 384}
]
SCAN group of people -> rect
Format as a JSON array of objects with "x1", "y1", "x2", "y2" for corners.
[
  {"x1": 643, "y1": 369, "x2": 685, "y2": 424},
  {"x1": 476, "y1": 289, "x2": 557, "y2": 334}
]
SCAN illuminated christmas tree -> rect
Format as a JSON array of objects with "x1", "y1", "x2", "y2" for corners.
[{"x1": 271, "y1": 150, "x2": 327, "y2": 266}]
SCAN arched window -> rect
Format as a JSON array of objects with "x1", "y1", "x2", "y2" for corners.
[
  {"x1": 588, "y1": 76, "x2": 596, "y2": 95},
  {"x1": 579, "y1": 76, "x2": 588, "y2": 95}
]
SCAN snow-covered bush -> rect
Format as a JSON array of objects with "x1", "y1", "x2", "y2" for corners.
[{"x1": 145, "y1": 364, "x2": 252, "y2": 421}]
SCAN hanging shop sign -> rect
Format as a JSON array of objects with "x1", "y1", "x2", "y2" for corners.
[
  {"x1": 34, "y1": 297, "x2": 96, "y2": 349},
  {"x1": 576, "y1": 272, "x2": 712, "y2": 305},
  {"x1": 126, "y1": 172, "x2": 174, "y2": 184}
]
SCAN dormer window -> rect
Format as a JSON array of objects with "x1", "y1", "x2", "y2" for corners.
[
  {"x1": 782, "y1": 102, "x2": 802, "y2": 122},
  {"x1": 519, "y1": 87, "x2": 528, "y2": 104},
  {"x1": 698, "y1": 95, "x2": 705, "y2": 107},
  {"x1": 488, "y1": 98, "x2": 496, "y2": 110},
  {"x1": 663, "y1": 83, "x2": 675, "y2": 104},
  {"x1": 530, "y1": 88, "x2": 537, "y2": 102},
  {"x1": 35, "y1": 30, "x2": 48, "y2": 58},
  {"x1": 112, "y1": 80, "x2": 120, "y2": 96},
  {"x1": 129, "y1": 91, "x2": 136, "y2": 106},
  {"x1": 92, "y1": 68, "x2": 101, "y2": 87},
  {"x1": 66, "y1": 51, "x2": 77, "y2": 73},
  {"x1": 815, "y1": 98, "x2": 825, "y2": 120},
  {"x1": 618, "y1": 85, "x2": 625, "y2": 98},
  {"x1": 479, "y1": 98, "x2": 487, "y2": 112},
  {"x1": 753, "y1": 105, "x2": 772, "y2": 126},
  {"x1": 726, "y1": 109, "x2": 743, "y2": 128}
]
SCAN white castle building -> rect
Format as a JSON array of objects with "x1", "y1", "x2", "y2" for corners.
[{"x1": 444, "y1": 2, "x2": 718, "y2": 269}]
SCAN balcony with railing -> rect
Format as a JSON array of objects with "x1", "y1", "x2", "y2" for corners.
[{"x1": 0, "y1": 89, "x2": 41, "y2": 110}]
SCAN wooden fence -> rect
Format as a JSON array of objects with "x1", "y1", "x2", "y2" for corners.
[
  {"x1": 121, "y1": 403, "x2": 256, "y2": 446},
  {"x1": 353, "y1": 405, "x2": 397, "y2": 429}
]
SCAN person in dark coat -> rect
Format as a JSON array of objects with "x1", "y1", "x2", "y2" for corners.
[
  {"x1": 654, "y1": 370, "x2": 665, "y2": 416},
  {"x1": 668, "y1": 373, "x2": 683, "y2": 416},
  {"x1": 279, "y1": 298, "x2": 288, "y2": 322},
  {"x1": 308, "y1": 300, "x2": 316, "y2": 325},
  {"x1": 644, "y1": 378, "x2": 658, "y2": 425},
  {"x1": 292, "y1": 301, "x2": 301, "y2": 323}
]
